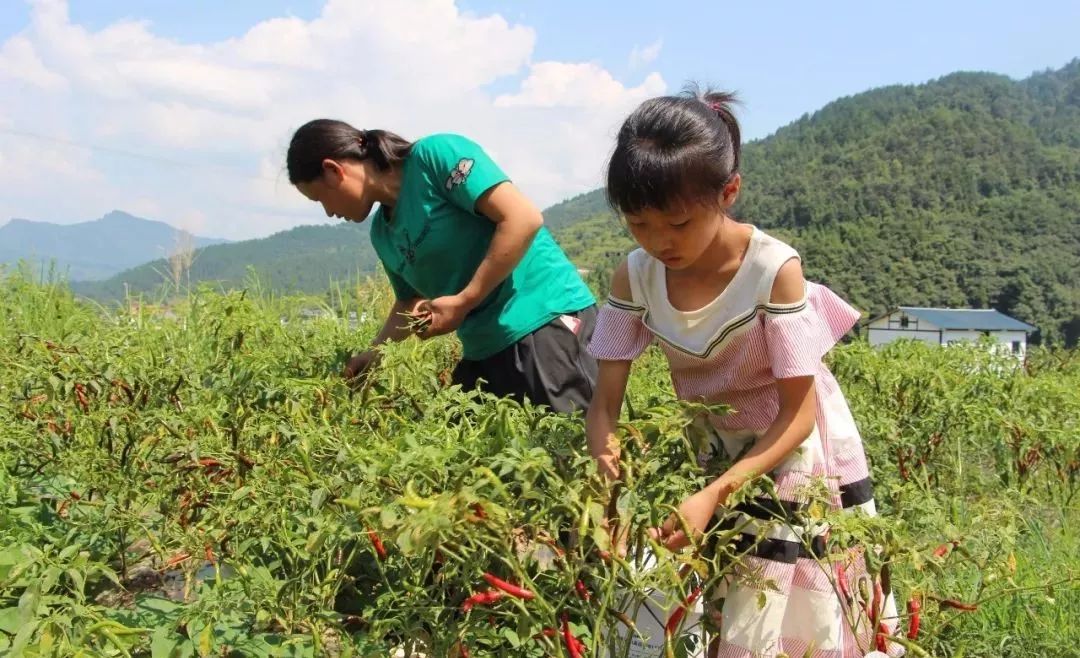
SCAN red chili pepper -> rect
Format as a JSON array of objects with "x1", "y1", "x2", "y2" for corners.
[
  {"x1": 471, "y1": 502, "x2": 487, "y2": 519},
  {"x1": 939, "y1": 598, "x2": 978, "y2": 612},
  {"x1": 69, "y1": 491, "x2": 81, "y2": 500},
  {"x1": 607, "y1": 608, "x2": 638, "y2": 632},
  {"x1": 73, "y1": 384, "x2": 90, "y2": 412},
  {"x1": 461, "y1": 589, "x2": 504, "y2": 612},
  {"x1": 164, "y1": 551, "x2": 191, "y2": 568},
  {"x1": 482, "y1": 573, "x2": 535, "y2": 600},
  {"x1": 561, "y1": 613, "x2": 585, "y2": 658},
  {"x1": 456, "y1": 643, "x2": 469, "y2": 658},
  {"x1": 872, "y1": 581, "x2": 887, "y2": 653},
  {"x1": 932, "y1": 539, "x2": 959, "y2": 558},
  {"x1": 836, "y1": 565, "x2": 852, "y2": 603},
  {"x1": 575, "y1": 580, "x2": 591, "y2": 601},
  {"x1": 367, "y1": 529, "x2": 388, "y2": 560},
  {"x1": 907, "y1": 594, "x2": 922, "y2": 639},
  {"x1": 665, "y1": 586, "x2": 702, "y2": 636},
  {"x1": 204, "y1": 544, "x2": 215, "y2": 564}
]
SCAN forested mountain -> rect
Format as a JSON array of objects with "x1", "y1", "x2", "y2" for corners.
[
  {"x1": 71, "y1": 60, "x2": 1080, "y2": 344},
  {"x1": 71, "y1": 223, "x2": 376, "y2": 301},
  {"x1": 555, "y1": 60, "x2": 1080, "y2": 345}
]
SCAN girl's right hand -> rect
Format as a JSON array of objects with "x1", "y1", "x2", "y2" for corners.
[{"x1": 648, "y1": 481, "x2": 726, "y2": 551}]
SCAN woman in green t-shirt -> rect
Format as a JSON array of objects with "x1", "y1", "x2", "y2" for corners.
[{"x1": 286, "y1": 119, "x2": 598, "y2": 413}]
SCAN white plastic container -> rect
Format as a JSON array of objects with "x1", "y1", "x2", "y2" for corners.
[
  {"x1": 608, "y1": 587, "x2": 706, "y2": 658},
  {"x1": 606, "y1": 550, "x2": 707, "y2": 658}
]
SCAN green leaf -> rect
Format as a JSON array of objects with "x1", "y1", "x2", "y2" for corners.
[
  {"x1": 41, "y1": 566, "x2": 61, "y2": 594},
  {"x1": 17, "y1": 582, "x2": 41, "y2": 625},
  {"x1": 151, "y1": 626, "x2": 181, "y2": 658},
  {"x1": 135, "y1": 596, "x2": 183, "y2": 615},
  {"x1": 198, "y1": 623, "x2": 213, "y2": 657},
  {"x1": 0, "y1": 607, "x2": 21, "y2": 634},
  {"x1": 58, "y1": 544, "x2": 81, "y2": 562},
  {"x1": 310, "y1": 488, "x2": 328, "y2": 511},
  {"x1": 499, "y1": 626, "x2": 522, "y2": 648},
  {"x1": 66, "y1": 568, "x2": 86, "y2": 596},
  {"x1": 10, "y1": 619, "x2": 38, "y2": 656}
]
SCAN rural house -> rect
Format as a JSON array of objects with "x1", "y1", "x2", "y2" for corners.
[{"x1": 866, "y1": 307, "x2": 1036, "y2": 356}]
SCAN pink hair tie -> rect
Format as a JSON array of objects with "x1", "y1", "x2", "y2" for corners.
[{"x1": 708, "y1": 101, "x2": 725, "y2": 113}]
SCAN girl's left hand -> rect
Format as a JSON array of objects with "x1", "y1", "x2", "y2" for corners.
[
  {"x1": 649, "y1": 478, "x2": 734, "y2": 551},
  {"x1": 416, "y1": 294, "x2": 473, "y2": 337}
]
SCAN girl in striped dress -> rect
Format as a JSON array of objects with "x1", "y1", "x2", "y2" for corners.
[{"x1": 585, "y1": 89, "x2": 902, "y2": 657}]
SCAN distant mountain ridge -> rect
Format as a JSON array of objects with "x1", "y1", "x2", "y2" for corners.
[
  {"x1": 27, "y1": 59, "x2": 1080, "y2": 345},
  {"x1": 0, "y1": 210, "x2": 229, "y2": 281}
]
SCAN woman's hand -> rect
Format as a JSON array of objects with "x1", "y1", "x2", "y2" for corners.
[
  {"x1": 343, "y1": 350, "x2": 380, "y2": 381},
  {"x1": 414, "y1": 294, "x2": 473, "y2": 338}
]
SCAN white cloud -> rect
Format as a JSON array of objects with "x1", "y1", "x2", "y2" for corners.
[
  {"x1": 0, "y1": 0, "x2": 666, "y2": 240},
  {"x1": 0, "y1": 35, "x2": 67, "y2": 89},
  {"x1": 495, "y1": 62, "x2": 664, "y2": 109},
  {"x1": 629, "y1": 39, "x2": 663, "y2": 68}
]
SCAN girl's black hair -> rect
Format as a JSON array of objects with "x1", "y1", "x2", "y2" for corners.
[
  {"x1": 286, "y1": 119, "x2": 413, "y2": 184},
  {"x1": 606, "y1": 85, "x2": 741, "y2": 215}
]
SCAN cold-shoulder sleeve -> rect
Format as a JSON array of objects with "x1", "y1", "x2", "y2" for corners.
[
  {"x1": 762, "y1": 282, "x2": 860, "y2": 379},
  {"x1": 587, "y1": 295, "x2": 655, "y2": 361}
]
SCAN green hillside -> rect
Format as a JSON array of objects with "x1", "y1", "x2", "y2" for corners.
[
  {"x1": 555, "y1": 60, "x2": 1080, "y2": 345},
  {"x1": 75, "y1": 60, "x2": 1080, "y2": 344},
  {"x1": 72, "y1": 223, "x2": 378, "y2": 301}
]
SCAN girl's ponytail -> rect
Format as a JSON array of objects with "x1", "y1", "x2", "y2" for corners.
[{"x1": 700, "y1": 90, "x2": 741, "y2": 175}]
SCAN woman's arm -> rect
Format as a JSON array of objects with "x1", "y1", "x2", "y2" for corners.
[
  {"x1": 420, "y1": 182, "x2": 543, "y2": 337},
  {"x1": 343, "y1": 297, "x2": 421, "y2": 379}
]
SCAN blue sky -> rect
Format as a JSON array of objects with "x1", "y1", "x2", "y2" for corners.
[
  {"x1": 4, "y1": 0, "x2": 1074, "y2": 139},
  {"x1": 462, "y1": 0, "x2": 1080, "y2": 139},
  {"x1": 0, "y1": 1, "x2": 1076, "y2": 239}
]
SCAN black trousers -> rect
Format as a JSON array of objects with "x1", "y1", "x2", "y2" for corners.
[{"x1": 452, "y1": 306, "x2": 598, "y2": 414}]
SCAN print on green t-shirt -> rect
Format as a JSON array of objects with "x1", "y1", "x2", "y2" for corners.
[{"x1": 369, "y1": 134, "x2": 595, "y2": 360}]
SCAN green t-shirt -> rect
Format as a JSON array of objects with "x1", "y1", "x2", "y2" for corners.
[{"x1": 369, "y1": 133, "x2": 595, "y2": 360}]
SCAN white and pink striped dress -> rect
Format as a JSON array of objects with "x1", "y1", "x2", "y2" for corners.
[{"x1": 589, "y1": 228, "x2": 903, "y2": 658}]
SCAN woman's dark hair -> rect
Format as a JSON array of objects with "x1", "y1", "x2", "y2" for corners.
[
  {"x1": 286, "y1": 119, "x2": 413, "y2": 184},
  {"x1": 606, "y1": 85, "x2": 741, "y2": 215}
]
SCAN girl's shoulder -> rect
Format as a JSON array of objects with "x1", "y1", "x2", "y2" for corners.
[
  {"x1": 749, "y1": 227, "x2": 800, "y2": 265},
  {"x1": 745, "y1": 228, "x2": 802, "y2": 304},
  {"x1": 620, "y1": 247, "x2": 661, "y2": 306}
]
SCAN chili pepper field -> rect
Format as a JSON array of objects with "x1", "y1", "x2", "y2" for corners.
[{"x1": 1, "y1": 272, "x2": 1078, "y2": 657}]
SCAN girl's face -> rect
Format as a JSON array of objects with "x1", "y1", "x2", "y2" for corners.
[
  {"x1": 295, "y1": 159, "x2": 377, "y2": 223},
  {"x1": 624, "y1": 176, "x2": 741, "y2": 271},
  {"x1": 625, "y1": 204, "x2": 724, "y2": 270}
]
